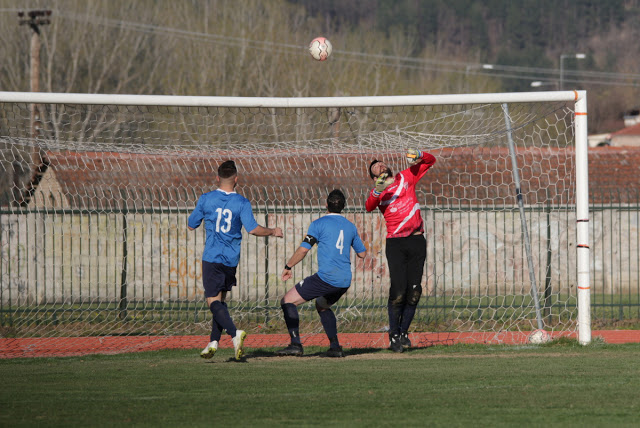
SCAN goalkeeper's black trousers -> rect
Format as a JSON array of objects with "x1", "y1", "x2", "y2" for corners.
[{"x1": 385, "y1": 233, "x2": 427, "y2": 336}]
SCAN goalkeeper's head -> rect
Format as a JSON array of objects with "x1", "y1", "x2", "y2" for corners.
[
  {"x1": 368, "y1": 159, "x2": 392, "y2": 180},
  {"x1": 327, "y1": 189, "x2": 346, "y2": 213}
]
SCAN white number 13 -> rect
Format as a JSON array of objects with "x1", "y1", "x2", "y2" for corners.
[
  {"x1": 336, "y1": 230, "x2": 344, "y2": 254},
  {"x1": 215, "y1": 208, "x2": 232, "y2": 233}
]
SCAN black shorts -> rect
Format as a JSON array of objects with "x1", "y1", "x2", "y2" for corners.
[
  {"x1": 202, "y1": 260, "x2": 237, "y2": 298},
  {"x1": 295, "y1": 273, "x2": 348, "y2": 305},
  {"x1": 385, "y1": 234, "x2": 427, "y2": 301}
]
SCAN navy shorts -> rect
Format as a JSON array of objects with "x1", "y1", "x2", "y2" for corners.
[
  {"x1": 295, "y1": 273, "x2": 348, "y2": 305},
  {"x1": 202, "y1": 261, "x2": 237, "y2": 298}
]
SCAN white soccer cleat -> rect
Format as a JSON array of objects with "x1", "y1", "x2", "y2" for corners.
[
  {"x1": 232, "y1": 330, "x2": 247, "y2": 361},
  {"x1": 200, "y1": 340, "x2": 218, "y2": 359}
]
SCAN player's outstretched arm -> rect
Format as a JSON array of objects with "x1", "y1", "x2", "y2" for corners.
[
  {"x1": 407, "y1": 149, "x2": 436, "y2": 167},
  {"x1": 249, "y1": 225, "x2": 283, "y2": 237},
  {"x1": 406, "y1": 148, "x2": 422, "y2": 164},
  {"x1": 281, "y1": 246, "x2": 310, "y2": 281},
  {"x1": 406, "y1": 150, "x2": 436, "y2": 184}
]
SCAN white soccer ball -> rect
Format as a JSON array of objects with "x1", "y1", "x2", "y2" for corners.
[
  {"x1": 527, "y1": 329, "x2": 551, "y2": 344},
  {"x1": 309, "y1": 37, "x2": 332, "y2": 61}
]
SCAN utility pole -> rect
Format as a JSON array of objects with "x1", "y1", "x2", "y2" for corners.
[
  {"x1": 19, "y1": 9, "x2": 51, "y2": 141},
  {"x1": 16, "y1": 10, "x2": 51, "y2": 206}
]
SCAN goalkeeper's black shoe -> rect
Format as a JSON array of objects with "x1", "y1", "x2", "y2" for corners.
[
  {"x1": 276, "y1": 343, "x2": 304, "y2": 356},
  {"x1": 400, "y1": 332, "x2": 412, "y2": 349},
  {"x1": 389, "y1": 334, "x2": 404, "y2": 353},
  {"x1": 326, "y1": 346, "x2": 345, "y2": 358}
]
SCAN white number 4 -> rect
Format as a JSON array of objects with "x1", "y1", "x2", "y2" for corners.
[{"x1": 335, "y1": 230, "x2": 344, "y2": 254}]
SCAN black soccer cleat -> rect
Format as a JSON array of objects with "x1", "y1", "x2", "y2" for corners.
[
  {"x1": 400, "y1": 332, "x2": 412, "y2": 349},
  {"x1": 389, "y1": 334, "x2": 404, "y2": 353},
  {"x1": 326, "y1": 346, "x2": 345, "y2": 358},
  {"x1": 276, "y1": 343, "x2": 304, "y2": 356}
]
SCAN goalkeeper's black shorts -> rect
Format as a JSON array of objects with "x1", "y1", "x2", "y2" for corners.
[{"x1": 385, "y1": 234, "x2": 426, "y2": 302}]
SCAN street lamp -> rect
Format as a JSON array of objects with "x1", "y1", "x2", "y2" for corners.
[
  {"x1": 464, "y1": 64, "x2": 494, "y2": 91},
  {"x1": 465, "y1": 63, "x2": 494, "y2": 74},
  {"x1": 560, "y1": 53, "x2": 586, "y2": 90},
  {"x1": 531, "y1": 81, "x2": 557, "y2": 89}
]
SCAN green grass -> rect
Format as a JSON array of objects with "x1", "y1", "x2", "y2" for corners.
[{"x1": 2, "y1": 340, "x2": 640, "y2": 427}]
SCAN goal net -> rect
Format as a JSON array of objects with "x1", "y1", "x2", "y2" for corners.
[{"x1": 0, "y1": 91, "x2": 590, "y2": 356}]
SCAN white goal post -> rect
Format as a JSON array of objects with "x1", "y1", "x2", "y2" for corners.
[{"x1": 0, "y1": 90, "x2": 591, "y2": 354}]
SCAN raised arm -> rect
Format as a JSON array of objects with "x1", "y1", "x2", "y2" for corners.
[{"x1": 407, "y1": 149, "x2": 436, "y2": 181}]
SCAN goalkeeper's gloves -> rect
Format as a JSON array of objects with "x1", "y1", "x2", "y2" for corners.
[
  {"x1": 373, "y1": 173, "x2": 393, "y2": 196},
  {"x1": 406, "y1": 149, "x2": 422, "y2": 165}
]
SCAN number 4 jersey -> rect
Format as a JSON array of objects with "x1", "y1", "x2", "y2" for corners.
[
  {"x1": 188, "y1": 189, "x2": 259, "y2": 267},
  {"x1": 301, "y1": 214, "x2": 367, "y2": 288}
]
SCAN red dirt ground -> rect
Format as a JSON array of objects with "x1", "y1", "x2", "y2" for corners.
[{"x1": 1, "y1": 330, "x2": 639, "y2": 358}]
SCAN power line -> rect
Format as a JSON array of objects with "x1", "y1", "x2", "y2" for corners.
[{"x1": 19, "y1": 10, "x2": 640, "y2": 89}]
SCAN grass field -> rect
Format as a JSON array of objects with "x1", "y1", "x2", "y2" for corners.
[{"x1": 2, "y1": 340, "x2": 639, "y2": 427}]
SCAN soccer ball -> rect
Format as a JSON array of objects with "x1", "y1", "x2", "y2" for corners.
[
  {"x1": 527, "y1": 329, "x2": 551, "y2": 344},
  {"x1": 309, "y1": 37, "x2": 332, "y2": 61}
]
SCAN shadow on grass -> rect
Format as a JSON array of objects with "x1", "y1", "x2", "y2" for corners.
[
  {"x1": 243, "y1": 346, "x2": 406, "y2": 359},
  {"x1": 243, "y1": 348, "x2": 321, "y2": 359},
  {"x1": 201, "y1": 356, "x2": 249, "y2": 364},
  {"x1": 344, "y1": 347, "x2": 386, "y2": 356},
  {"x1": 202, "y1": 344, "x2": 441, "y2": 363}
]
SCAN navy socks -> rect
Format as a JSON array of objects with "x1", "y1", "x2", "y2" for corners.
[
  {"x1": 281, "y1": 302, "x2": 301, "y2": 345},
  {"x1": 318, "y1": 308, "x2": 339, "y2": 346},
  {"x1": 210, "y1": 301, "x2": 237, "y2": 338},
  {"x1": 400, "y1": 304, "x2": 418, "y2": 333}
]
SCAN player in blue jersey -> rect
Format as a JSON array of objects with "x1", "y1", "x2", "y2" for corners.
[
  {"x1": 276, "y1": 189, "x2": 367, "y2": 358},
  {"x1": 188, "y1": 160, "x2": 283, "y2": 361}
]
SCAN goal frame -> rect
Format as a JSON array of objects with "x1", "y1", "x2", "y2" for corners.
[{"x1": 0, "y1": 89, "x2": 591, "y2": 345}]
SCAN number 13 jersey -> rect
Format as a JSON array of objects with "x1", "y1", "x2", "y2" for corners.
[{"x1": 188, "y1": 189, "x2": 259, "y2": 267}]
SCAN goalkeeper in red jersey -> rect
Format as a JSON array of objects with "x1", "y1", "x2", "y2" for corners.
[{"x1": 366, "y1": 149, "x2": 436, "y2": 353}]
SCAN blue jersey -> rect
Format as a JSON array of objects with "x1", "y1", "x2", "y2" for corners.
[
  {"x1": 188, "y1": 189, "x2": 259, "y2": 267},
  {"x1": 301, "y1": 214, "x2": 366, "y2": 288}
]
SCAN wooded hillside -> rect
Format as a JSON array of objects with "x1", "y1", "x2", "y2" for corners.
[{"x1": 1, "y1": 0, "x2": 639, "y2": 133}]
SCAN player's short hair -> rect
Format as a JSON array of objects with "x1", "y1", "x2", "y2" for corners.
[
  {"x1": 218, "y1": 160, "x2": 237, "y2": 179},
  {"x1": 327, "y1": 189, "x2": 346, "y2": 213},
  {"x1": 369, "y1": 159, "x2": 381, "y2": 179}
]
